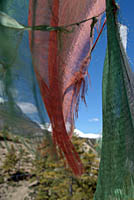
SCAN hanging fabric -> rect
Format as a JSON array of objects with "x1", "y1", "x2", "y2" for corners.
[
  {"x1": 28, "y1": 0, "x2": 105, "y2": 175},
  {"x1": 94, "y1": 0, "x2": 134, "y2": 198}
]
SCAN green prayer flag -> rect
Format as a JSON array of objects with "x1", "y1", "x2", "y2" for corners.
[{"x1": 94, "y1": 0, "x2": 134, "y2": 199}]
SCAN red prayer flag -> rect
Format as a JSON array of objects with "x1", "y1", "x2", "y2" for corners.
[{"x1": 28, "y1": 0, "x2": 105, "y2": 176}]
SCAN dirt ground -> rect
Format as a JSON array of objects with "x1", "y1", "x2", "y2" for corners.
[{"x1": 0, "y1": 139, "x2": 36, "y2": 200}]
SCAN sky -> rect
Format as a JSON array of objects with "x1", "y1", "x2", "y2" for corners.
[{"x1": 75, "y1": 0, "x2": 134, "y2": 134}]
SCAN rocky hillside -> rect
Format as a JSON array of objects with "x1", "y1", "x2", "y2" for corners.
[{"x1": 0, "y1": 132, "x2": 100, "y2": 200}]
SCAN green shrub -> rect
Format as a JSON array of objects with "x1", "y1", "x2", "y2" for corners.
[
  {"x1": 31, "y1": 136, "x2": 99, "y2": 200},
  {"x1": 2, "y1": 144, "x2": 19, "y2": 174}
]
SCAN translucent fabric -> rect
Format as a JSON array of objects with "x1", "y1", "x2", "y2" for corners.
[
  {"x1": 0, "y1": 1, "x2": 49, "y2": 145},
  {"x1": 28, "y1": 0, "x2": 105, "y2": 175},
  {"x1": 0, "y1": 0, "x2": 106, "y2": 175},
  {"x1": 94, "y1": 0, "x2": 134, "y2": 199}
]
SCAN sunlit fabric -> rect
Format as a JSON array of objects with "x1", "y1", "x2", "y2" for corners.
[
  {"x1": 0, "y1": 1, "x2": 48, "y2": 146},
  {"x1": 0, "y1": 0, "x2": 106, "y2": 175},
  {"x1": 94, "y1": 0, "x2": 134, "y2": 198},
  {"x1": 28, "y1": 0, "x2": 105, "y2": 175}
]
